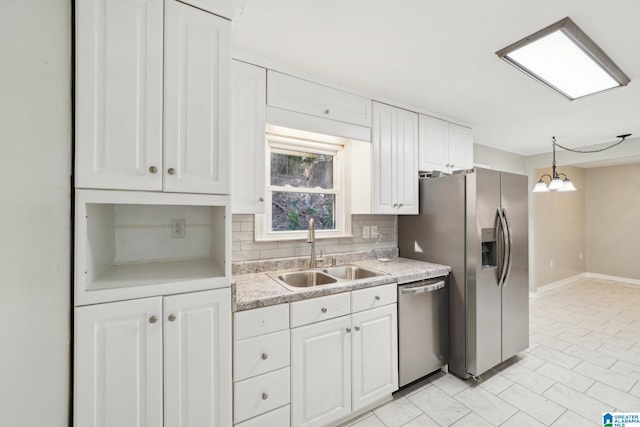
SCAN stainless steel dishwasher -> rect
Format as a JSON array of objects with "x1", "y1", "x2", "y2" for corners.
[{"x1": 398, "y1": 276, "x2": 449, "y2": 387}]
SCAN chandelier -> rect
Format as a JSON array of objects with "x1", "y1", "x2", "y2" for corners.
[{"x1": 532, "y1": 134, "x2": 632, "y2": 193}]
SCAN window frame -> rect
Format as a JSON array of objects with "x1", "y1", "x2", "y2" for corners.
[{"x1": 254, "y1": 133, "x2": 352, "y2": 241}]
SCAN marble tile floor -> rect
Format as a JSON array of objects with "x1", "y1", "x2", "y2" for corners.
[{"x1": 341, "y1": 278, "x2": 640, "y2": 427}]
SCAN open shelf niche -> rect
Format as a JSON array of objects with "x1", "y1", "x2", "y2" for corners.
[{"x1": 75, "y1": 189, "x2": 230, "y2": 306}]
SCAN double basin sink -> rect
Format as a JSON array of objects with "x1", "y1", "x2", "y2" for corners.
[{"x1": 269, "y1": 265, "x2": 387, "y2": 290}]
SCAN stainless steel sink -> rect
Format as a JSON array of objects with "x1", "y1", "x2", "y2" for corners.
[
  {"x1": 275, "y1": 271, "x2": 338, "y2": 288},
  {"x1": 322, "y1": 265, "x2": 385, "y2": 280}
]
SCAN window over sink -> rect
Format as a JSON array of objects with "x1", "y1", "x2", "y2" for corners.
[{"x1": 254, "y1": 125, "x2": 352, "y2": 241}]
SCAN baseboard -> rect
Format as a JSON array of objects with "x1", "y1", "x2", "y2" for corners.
[
  {"x1": 584, "y1": 272, "x2": 640, "y2": 287},
  {"x1": 531, "y1": 272, "x2": 640, "y2": 297},
  {"x1": 533, "y1": 273, "x2": 588, "y2": 295}
]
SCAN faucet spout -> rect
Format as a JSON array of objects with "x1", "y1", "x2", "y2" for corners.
[{"x1": 307, "y1": 218, "x2": 316, "y2": 268}]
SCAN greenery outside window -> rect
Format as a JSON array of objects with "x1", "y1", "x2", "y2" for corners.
[{"x1": 255, "y1": 129, "x2": 351, "y2": 241}]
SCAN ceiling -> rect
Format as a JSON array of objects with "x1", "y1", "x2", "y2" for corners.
[{"x1": 230, "y1": 0, "x2": 640, "y2": 156}]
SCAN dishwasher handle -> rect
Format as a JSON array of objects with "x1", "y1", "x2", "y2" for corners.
[{"x1": 401, "y1": 280, "x2": 446, "y2": 294}]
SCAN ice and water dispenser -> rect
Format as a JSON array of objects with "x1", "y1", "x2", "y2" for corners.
[{"x1": 481, "y1": 227, "x2": 497, "y2": 269}]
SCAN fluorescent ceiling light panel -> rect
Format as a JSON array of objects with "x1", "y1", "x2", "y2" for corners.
[{"x1": 496, "y1": 17, "x2": 630, "y2": 100}]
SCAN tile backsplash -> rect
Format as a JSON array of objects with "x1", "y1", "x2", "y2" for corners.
[{"x1": 232, "y1": 214, "x2": 397, "y2": 262}]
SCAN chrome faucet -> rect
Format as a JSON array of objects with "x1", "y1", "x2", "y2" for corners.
[{"x1": 307, "y1": 218, "x2": 317, "y2": 268}]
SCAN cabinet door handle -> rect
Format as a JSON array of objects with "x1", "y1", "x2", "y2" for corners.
[
  {"x1": 321, "y1": 307, "x2": 327, "y2": 313},
  {"x1": 148, "y1": 166, "x2": 158, "y2": 174},
  {"x1": 149, "y1": 315, "x2": 158, "y2": 324},
  {"x1": 261, "y1": 353, "x2": 268, "y2": 360},
  {"x1": 168, "y1": 314, "x2": 176, "y2": 322},
  {"x1": 392, "y1": 203, "x2": 398, "y2": 208},
  {"x1": 355, "y1": 326, "x2": 360, "y2": 331},
  {"x1": 262, "y1": 392, "x2": 269, "y2": 400},
  {"x1": 346, "y1": 327, "x2": 351, "y2": 333},
  {"x1": 398, "y1": 203, "x2": 404, "y2": 208},
  {"x1": 168, "y1": 168, "x2": 176, "y2": 175}
]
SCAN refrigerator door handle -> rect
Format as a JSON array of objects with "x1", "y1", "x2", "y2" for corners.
[
  {"x1": 497, "y1": 207, "x2": 509, "y2": 287},
  {"x1": 502, "y1": 207, "x2": 514, "y2": 287}
]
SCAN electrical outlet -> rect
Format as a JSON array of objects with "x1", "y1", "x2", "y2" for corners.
[
  {"x1": 171, "y1": 219, "x2": 186, "y2": 239},
  {"x1": 371, "y1": 225, "x2": 378, "y2": 238},
  {"x1": 363, "y1": 226, "x2": 371, "y2": 239}
]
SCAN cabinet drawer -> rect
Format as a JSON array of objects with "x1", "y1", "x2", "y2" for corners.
[
  {"x1": 267, "y1": 71, "x2": 372, "y2": 127},
  {"x1": 290, "y1": 292, "x2": 351, "y2": 328},
  {"x1": 234, "y1": 303, "x2": 289, "y2": 340},
  {"x1": 234, "y1": 330, "x2": 290, "y2": 381},
  {"x1": 234, "y1": 367, "x2": 290, "y2": 423},
  {"x1": 351, "y1": 283, "x2": 397, "y2": 313},
  {"x1": 235, "y1": 405, "x2": 290, "y2": 427}
]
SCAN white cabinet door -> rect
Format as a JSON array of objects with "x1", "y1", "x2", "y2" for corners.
[
  {"x1": 395, "y1": 109, "x2": 419, "y2": 214},
  {"x1": 372, "y1": 102, "x2": 418, "y2": 214},
  {"x1": 231, "y1": 60, "x2": 266, "y2": 213},
  {"x1": 418, "y1": 115, "x2": 449, "y2": 173},
  {"x1": 448, "y1": 123, "x2": 474, "y2": 172},
  {"x1": 164, "y1": 288, "x2": 232, "y2": 427},
  {"x1": 267, "y1": 71, "x2": 372, "y2": 127},
  {"x1": 291, "y1": 316, "x2": 351, "y2": 427},
  {"x1": 164, "y1": 0, "x2": 231, "y2": 194},
  {"x1": 351, "y1": 304, "x2": 398, "y2": 412},
  {"x1": 74, "y1": 297, "x2": 163, "y2": 427},
  {"x1": 75, "y1": 0, "x2": 164, "y2": 191},
  {"x1": 418, "y1": 115, "x2": 473, "y2": 173}
]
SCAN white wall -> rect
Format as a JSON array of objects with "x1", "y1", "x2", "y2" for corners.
[
  {"x1": 473, "y1": 143, "x2": 526, "y2": 174},
  {"x1": 0, "y1": 1, "x2": 71, "y2": 425}
]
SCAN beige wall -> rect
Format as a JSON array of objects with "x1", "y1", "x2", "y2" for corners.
[
  {"x1": 532, "y1": 166, "x2": 585, "y2": 288},
  {"x1": 474, "y1": 143, "x2": 527, "y2": 174},
  {"x1": 585, "y1": 163, "x2": 640, "y2": 280}
]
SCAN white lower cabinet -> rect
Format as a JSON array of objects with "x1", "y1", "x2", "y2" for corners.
[
  {"x1": 233, "y1": 304, "x2": 291, "y2": 426},
  {"x1": 291, "y1": 315, "x2": 353, "y2": 427},
  {"x1": 74, "y1": 288, "x2": 232, "y2": 427},
  {"x1": 290, "y1": 285, "x2": 398, "y2": 427}
]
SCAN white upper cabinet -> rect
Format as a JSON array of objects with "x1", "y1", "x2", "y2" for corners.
[
  {"x1": 76, "y1": 0, "x2": 231, "y2": 194},
  {"x1": 76, "y1": 0, "x2": 164, "y2": 191},
  {"x1": 164, "y1": 0, "x2": 231, "y2": 194},
  {"x1": 267, "y1": 71, "x2": 372, "y2": 127},
  {"x1": 372, "y1": 102, "x2": 419, "y2": 214},
  {"x1": 418, "y1": 115, "x2": 473, "y2": 174},
  {"x1": 231, "y1": 60, "x2": 266, "y2": 214}
]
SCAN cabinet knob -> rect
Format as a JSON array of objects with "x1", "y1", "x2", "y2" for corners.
[
  {"x1": 324, "y1": 108, "x2": 330, "y2": 114},
  {"x1": 149, "y1": 315, "x2": 158, "y2": 324},
  {"x1": 450, "y1": 164, "x2": 455, "y2": 168},
  {"x1": 261, "y1": 353, "x2": 268, "y2": 360},
  {"x1": 262, "y1": 393, "x2": 269, "y2": 400},
  {"x1": 392, "y1": 203, "x2": 398, "y2": 208},
  {"x1": 375, "y1": 296, "x2": 380, "y2": 301},
  {"x1": 259, "y1": 197, "x2": 265, "y2": 202},
  {"x1": 398, "y1": 203, "x2": 404, "y2": 208},
  {"x1": 321, "y1": 307, "x2": 327, "y2": 313},
  {"x1": 355, "y1": 326, "x2": 360, "y2": 331},
  {"x1": 168, "y1": 168, "x2": 176, "y2": 175},
  {"x1": 168, "y1": 314, "x2": 176, "y2": 322},
  {"x1": 346, "y1": 327, "x2": 351, "y2": 333},
  {"x1": 149, "y1": 166, "x2": 158, "y2": 174}
]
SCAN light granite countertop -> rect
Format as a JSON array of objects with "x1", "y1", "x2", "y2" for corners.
[{"x1": 232, "y1": 257, "x2": 451, "y2": 311}]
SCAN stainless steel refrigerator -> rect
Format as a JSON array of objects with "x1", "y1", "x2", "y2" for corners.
[{"x1": 398, "y1": 168, "x2": 529, "y2": 379}]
